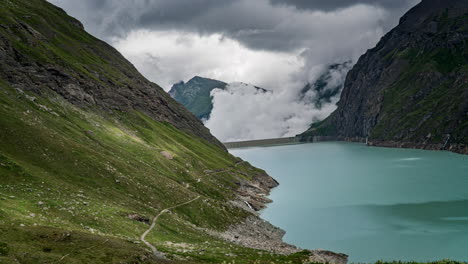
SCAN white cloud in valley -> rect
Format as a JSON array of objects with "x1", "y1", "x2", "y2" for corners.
[{"x1": 206, "y1": 83, "x2": 338, "y2": 142}]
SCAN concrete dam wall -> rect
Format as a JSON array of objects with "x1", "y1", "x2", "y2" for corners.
[
  {"x1": 224, "y1": 137, "x2": 299, "y2": 149},
  {"x1": 224, "y1": 136, "x2": 366, "y2": 149}
]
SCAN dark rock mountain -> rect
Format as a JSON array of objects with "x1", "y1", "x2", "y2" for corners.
[
  {"x1": 169, "y1": 76, "x2": 228, "y2": 120},
  {"x1": 298, "y1": 62, "x2": 352, "y2": 109},
  {"x1": 300, "y1": 0, "x2": 468, "y2": 154},
  {"x1": 0, "y1": 2, "x2": 223, "y2": 149},
  {"x1": 169, "y1": 76, "x2": 267, "y2": 120}
]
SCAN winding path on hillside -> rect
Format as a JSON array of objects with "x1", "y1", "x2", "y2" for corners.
[
  {"x1": 140, "y1": 196, "x2": 201, "y2": 258},
  {"x1": 205, "y1": 161, "x2": 247, "y2": 175}
]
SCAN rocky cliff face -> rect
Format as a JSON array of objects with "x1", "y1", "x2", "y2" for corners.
[
  {"x1": 300, "y1": 0, "x2": 468, "y2": 154},
  {"x1": 0, "y1": 1, "x2": 224, "y2": 149}
]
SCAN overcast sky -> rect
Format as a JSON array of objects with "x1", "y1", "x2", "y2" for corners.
[{"x1": 49, "y1": 0, "x2": 419, "y2": 141}]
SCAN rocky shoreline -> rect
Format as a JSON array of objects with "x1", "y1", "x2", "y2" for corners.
[
  {"x1": 368, "y1": 140, "x2": 468, "y2": 155},
  {"x1": 335, "y1": 137, "x2": 468, "y2": 155},
  {"x1": 300, "y1": 136, "x2": 468, "y2": 155},
  {"x1": 226, "y1": 169, "x2": 349, "y2": 264}
]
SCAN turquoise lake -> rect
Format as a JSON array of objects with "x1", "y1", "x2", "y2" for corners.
[{"x1": 230, "y1": 142, "x2": 468, "y2": 263}]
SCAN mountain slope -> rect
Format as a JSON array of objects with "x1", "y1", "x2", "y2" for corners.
[
  {"x1": 300, "y1": 0, "x2": 468, "y2": 154},
  {"x1": 0, "y1": 0, "x2": 346, "y2": 263},
  {"x1": 0, "y1": 0, "x2": 224, "y2": 149}
]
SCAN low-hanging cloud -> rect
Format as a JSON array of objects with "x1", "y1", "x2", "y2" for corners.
[
  {"x1": 206, "y1": 61, "x2": 353, "y2": 142},
  {"x1": 206, "y1": 83, "x2": 339, "y2": 142},
  {"x1": 269, "y1": 0, "x2": 418, "y2": 13}
]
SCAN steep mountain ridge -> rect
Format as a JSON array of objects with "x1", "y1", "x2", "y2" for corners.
[
  {"x1": 300, "y1": 0, "x2": 468, "y2": 154},
  {"x1": 0, "y1": 0, "x2": 223, "y2": 149}
]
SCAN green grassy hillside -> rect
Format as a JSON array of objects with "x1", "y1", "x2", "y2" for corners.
[
  {"x1": 0, "y1": 80, "x2": 315, "y2": 263},
  {"x1": 0, "y1": 0, "x2": 317, "y2": 262}
]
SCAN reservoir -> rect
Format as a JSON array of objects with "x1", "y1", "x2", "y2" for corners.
[{"x1": 230, "y1": 142, "x2": 468, "y2": 263}]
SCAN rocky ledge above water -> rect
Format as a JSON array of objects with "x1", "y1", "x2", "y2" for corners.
[
  {"x1": 368, "y1": 140, "x2": 468, "y2": 155},
  {"x1": 216, "y1": 215, "x2": 348, "y2": 264},
  {"x1": 226, "y1": 166, "x2": 349, "y2": 263}
]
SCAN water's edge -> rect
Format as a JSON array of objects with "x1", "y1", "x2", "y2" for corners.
[
  {"x1": 226, "y1": 136, "x2": 468, "y2": 155},
  {"x1": 232, "y1": 140, "x2": 468, "y2": 262},
  {"x1": 225, "y1": 160, "x2": 349, "y2": 264}
]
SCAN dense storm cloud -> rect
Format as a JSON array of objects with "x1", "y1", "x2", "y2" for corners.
[
  {"x1": 50, "y1": 0, "x2": 418, "y2": 52},
  {"x1": 49, "y1": 0, "x2": 419, "y2": 141},
  {"x1": 269, "y1": 0, "x2": 417, "y2": 12}
]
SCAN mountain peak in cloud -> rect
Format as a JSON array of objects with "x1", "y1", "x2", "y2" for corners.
[
  {"x1": 169, "y1": 76, "x2": 228, "y2": 120},
  {"x1": 169, "y1": 76, "x2": 270, "y2": 120}
]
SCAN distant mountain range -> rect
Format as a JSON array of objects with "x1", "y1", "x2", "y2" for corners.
[{"x1": 169, "y1": 63, "x2": 351, "y2": 121}]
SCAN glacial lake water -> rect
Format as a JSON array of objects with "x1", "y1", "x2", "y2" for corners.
[{"x1": 230, "y1": 142, "x2": 468, "y2": 263}]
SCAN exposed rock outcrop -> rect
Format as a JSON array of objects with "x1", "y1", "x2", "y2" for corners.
[
  {"x1": 215, "y1": 216, "x2": 348, "y2": 264},
  {"x1": 234, "y1": 171, "x2": 278, "y2": 211},
  {"x1": 226, "y1": 169, "x2": 348, "y2": 263}
]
